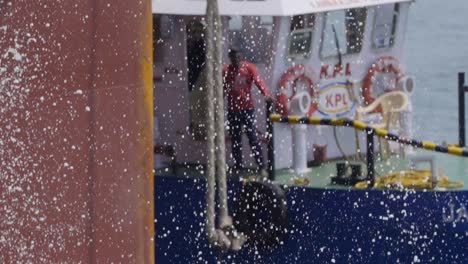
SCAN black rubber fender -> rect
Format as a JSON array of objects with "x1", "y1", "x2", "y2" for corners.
[{"x1": 233, "y1": 181, "x2": 289, "y2": 251}]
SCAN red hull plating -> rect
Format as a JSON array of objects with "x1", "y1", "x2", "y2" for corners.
[{"x1": 0, "y1": 1, "x2": 154, "y2": 262}]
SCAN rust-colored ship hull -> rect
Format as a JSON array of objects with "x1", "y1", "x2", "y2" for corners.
[{"x1": 0, "y1": 1, "x2": 154, "y2": 262}]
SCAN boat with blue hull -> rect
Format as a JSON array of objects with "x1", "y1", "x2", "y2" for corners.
[
  {"x1": 1, "y1": 0, "x2": 467, "y2": 262},
  {"x1": 152, "y1": 0, "x2": 468, "y2": 262},
  {"x1": 155, "y1": 176, "x2": 467, "y2": 263}
]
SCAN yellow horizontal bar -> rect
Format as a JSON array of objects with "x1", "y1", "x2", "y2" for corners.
[
  {"x1": 447, "y1": 146, "x2": 463, "y2": 156},
  {"x1": 308, "y1": 118, "x2": 322, "y2": 125},
  {"x1": 330, "y1": 119, "x2": 345, "y2": 126},
  {"x1": 422, "y1": 141, "x2": 437, "y2": 151},
  {"x1": 352, "y1": 121, "x2": 368, "y2": 131},
  {"x1": 288, "y1": 116, "x2": 301, "y2": 124},
  {"x1": 374, "y1": 128, "x2": 389, "y2": 137},
  {"x1": 269, "y1": 114, "x2": 281, "y2": 122}
]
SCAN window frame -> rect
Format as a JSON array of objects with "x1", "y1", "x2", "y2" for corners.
[
  {"x1": 286, "y1": 28, "x2": 314, "y2": 60},
  {"x1": 319, "y1": 8, "x2": 368, "y2": 60},
  {"x1": 371, "y1": 3, "x2": 400, "y2": 52},
  {"x1": 290, "y1": 14, "x2": 315, "y2": 32}
]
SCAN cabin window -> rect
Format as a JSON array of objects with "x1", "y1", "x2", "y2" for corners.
[
  {"x1": 287, "y1": 15, "x2": 315, "y2": 59},
  {"x1": 287, "y1": 30, "x2": 313, "y2": 59},
  {"x1": 229, "y1": 16, "x2": 243, "y2": 31},
  {"x1": 290, "y1": 14, "x2": 315, "y2": 31},
  {"x1": 372, "y1": 4, "x2": 399, "y2": 50},
  {"x1": 228, "y1": 16, "x2": 274, "y2": 64},
  {"x1": 320, "y1": 8, "x2": 367, "y2": 58}
]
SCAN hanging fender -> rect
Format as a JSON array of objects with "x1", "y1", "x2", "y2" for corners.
[
  {"x1": 362, "y1": 56, "x2": 405, "y2": 109},
  {"x1": 233, "y1": 181, "x2": 289, "y2": 251},
  {"x1": 276, "y1": 65, "x2": 317, "y2": 117}
]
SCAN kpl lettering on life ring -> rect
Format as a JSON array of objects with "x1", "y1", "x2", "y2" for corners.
[{"x1": 317, "y1": 82, "x2": 356, "y2": 118}]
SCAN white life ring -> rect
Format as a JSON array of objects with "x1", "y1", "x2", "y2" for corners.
[
  {"x1": 362, "y1": 56, "x2": 405, "y2": 108},
  {"x1": 276, "y1": 65, "x2": 317, "y2": 117}
]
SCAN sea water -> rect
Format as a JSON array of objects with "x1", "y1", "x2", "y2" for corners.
[{"x1": 406, "y1": 0, "x2": 468, "y2": 144}]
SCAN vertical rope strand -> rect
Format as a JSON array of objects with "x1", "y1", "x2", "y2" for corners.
[
  {"x1": 205, "y1": 0, "x2": 245, "y2": 251},
  {"x1": 212, "y1": 0, "x2": 229, "y2": 223},
  {"x1": 205, "y1": 0, "x2": 217, "y2": 241}
]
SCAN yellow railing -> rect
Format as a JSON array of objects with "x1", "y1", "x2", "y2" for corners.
[{"x1": 269, "y1": 114, "x2": 468, "y2": 158}]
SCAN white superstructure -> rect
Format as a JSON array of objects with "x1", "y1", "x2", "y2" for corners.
[
  {"x1": 152, "y1": 0, "x2": 414, "y2": 170},
  {"x1": 153, "y1": 0, "x2": 412, "y2": 16}
]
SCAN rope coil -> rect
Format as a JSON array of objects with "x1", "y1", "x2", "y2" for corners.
[{"x1": 355, "y1": 170, "x2": 464, "y2": 190}]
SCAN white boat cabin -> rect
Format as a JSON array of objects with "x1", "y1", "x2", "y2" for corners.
[{"x1": 152, "y1": 0, "x2": 415, "y2": 170}]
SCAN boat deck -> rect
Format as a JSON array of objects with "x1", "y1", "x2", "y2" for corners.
[
  {"x1": 155, "y1": 150, "x2": 468, "y2": 191},
  {"x1": 275, "y1": 150, "x2": 468, "y2": 191}
]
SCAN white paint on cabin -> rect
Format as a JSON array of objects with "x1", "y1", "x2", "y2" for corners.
[
  {"x1": 152, "y1": 1, "x2": 413, "y2": 170},
  {"x1": 152, "y1": 0, "x2": 412, "y2": 16}
]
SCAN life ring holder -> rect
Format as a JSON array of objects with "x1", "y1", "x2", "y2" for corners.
[
  {"x1": 362, "y1": 56, "x2": 405, "y2": 109},
  {"x1": 276, "y1": 65, "x2": 317, "y2": 116}
]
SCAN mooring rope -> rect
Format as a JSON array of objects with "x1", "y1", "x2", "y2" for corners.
[
  {"x1": 269, "y1": 114, "x2": 468, "y2": 157},
  {"x1": 205, "y1": 0, "x2": 245, "y2": 251},
  {"x1": 212, "y1": 0, "x2": 229, "y2": 224},
  {"x1": 205, "y1": 0, "x2": 218, "y2": 247}
]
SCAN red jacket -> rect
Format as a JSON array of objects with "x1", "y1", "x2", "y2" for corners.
[{"x1": 223, "y1": 61, "x2": 271, "y2": 112}]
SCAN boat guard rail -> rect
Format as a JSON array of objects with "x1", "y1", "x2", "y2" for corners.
[
  {"x1": 458, "y1": 72, "x2": 468, "y2": 147},
  {"x1": 269, "y1": 114, "x2": 468, "y2": 158},
  {"x1": 267, "y1": 113, "x2": 468, "y2": 186}
]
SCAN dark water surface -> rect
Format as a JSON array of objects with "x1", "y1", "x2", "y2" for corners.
[{"x1": 406, "y1": 0, "x2": 468, "y2": 143}]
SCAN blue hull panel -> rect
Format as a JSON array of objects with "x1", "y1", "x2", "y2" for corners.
[{"x1": 155, "y1": 176, "x2": 468, "y2": 263}]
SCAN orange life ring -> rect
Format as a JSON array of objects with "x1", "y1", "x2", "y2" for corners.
[
  {"x1": 276, "y1": 65, "x2": 317, "y2": 116},
  {"x1": 362, "y1": 56, "x2": 405, "y2": 107}
]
